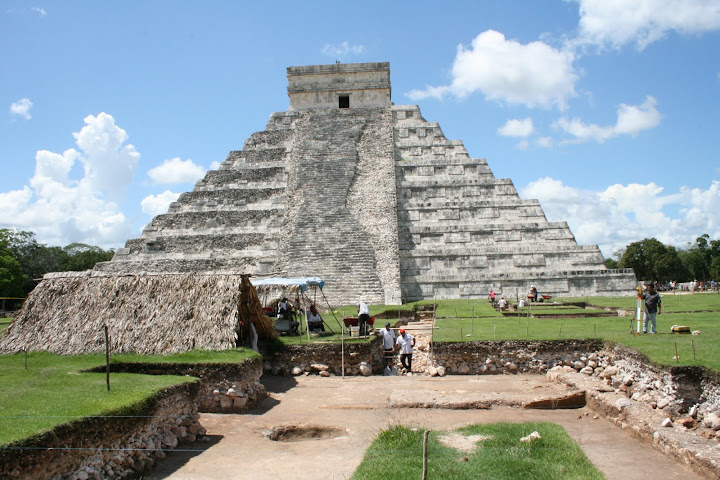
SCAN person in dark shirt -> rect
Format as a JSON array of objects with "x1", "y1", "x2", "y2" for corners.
[{"x1": 642, "y1": 283, "x2": 662, "y2": 334}]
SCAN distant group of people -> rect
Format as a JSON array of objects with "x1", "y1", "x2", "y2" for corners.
[
  {"x1": 656, "y1": 279, "x2": 717, "y2": 293},
  {"x1": 274, "y1": 296, "x2": 326, "y2": 335},
  {"x1": 487, "y1": 290, "x2": 512, "y2": 311}
]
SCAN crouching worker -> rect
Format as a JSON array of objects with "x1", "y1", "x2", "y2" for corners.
[
  {"x1": 307, "y1": 304, "x2": 325, "y2": 333},
  {"x1": 498, "y1": 296, "x2": 509, "y2": 311}
]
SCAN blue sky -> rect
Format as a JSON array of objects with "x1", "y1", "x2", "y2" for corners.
[{"x1": 1, "y1": 0, "x2": 719, "y2": 258}]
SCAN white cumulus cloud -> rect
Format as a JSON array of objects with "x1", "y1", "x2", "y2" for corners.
[
  {"x1": 498, "y1": 118, "x2": 535, "y2": 137},
  {"x1": 141, "y1": 190, "x2": 181, "y2": 217},
  {"x1": 536, "y1": 137, "x2": 554, "y2": 148},
  {"x1": 9, "y1": 98, "x2": 33, "y2": 119},
  {"x1": 553, "y1": 96, "x2": 661, "y2": 143},
  {"x1": 521, "y1": 177, "x2": 720, "y2": 256},
  {"x1": 147, "y1": 157, "x2": 205, "y2": 185},
  {"x1": 73, "y1": 113, "x2": 140, "y2": 201},
  {"x1": 0, "y1": 113, "x2": 139, "y2": 248},
  {"x1": 574, "y1": 0, "x2": 720, "y2": 50},
  {"x1": 321, "y1": 41, "x2": 365, "y2": 58},
  {"x1": 407, "y1": 30, "x2": 578, "y2": 109}
]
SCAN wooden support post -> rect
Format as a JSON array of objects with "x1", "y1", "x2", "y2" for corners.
[
  {"x1": 105, "y1": 325, "x2": 111, "y2": 391},
  {"x1": 422, "y1": 429, "x2": 430, "y2": 480}
]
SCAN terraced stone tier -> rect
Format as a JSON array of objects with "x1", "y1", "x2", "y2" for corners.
[
  {"x1": 94, "y1": 256, "x2": 273, "y2": 274},
  {"x1": 145, "y1": 210, "x2": 283, "y2": 231},
  {"x1": 176, "y1": 187, "x2": 284, "y2": 207}
]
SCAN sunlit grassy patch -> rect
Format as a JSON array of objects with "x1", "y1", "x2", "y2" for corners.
[{"x1": 352, "y1": 423, "x2": 603, "y2": 480}]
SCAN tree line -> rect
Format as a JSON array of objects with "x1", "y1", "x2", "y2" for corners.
[
  {"x1": 0, "y1": 229, "x2": 115, "y2": 298},
  {"x1": 605, "y1": 234, "x2": 719, "y2": 285}
]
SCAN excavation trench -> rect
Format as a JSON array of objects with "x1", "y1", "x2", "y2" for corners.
[{"x1": 146, "y1": 374, "x2": 707, "y2": 480}]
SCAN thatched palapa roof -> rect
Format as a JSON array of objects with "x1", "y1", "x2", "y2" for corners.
[{"x1": 0, "y1": 271, "x2": 276, "y2": 355}]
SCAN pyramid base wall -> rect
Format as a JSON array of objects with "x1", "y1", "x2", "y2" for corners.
[{"x1": 401, "y1": 269, "x2": 638, "y2": 302}]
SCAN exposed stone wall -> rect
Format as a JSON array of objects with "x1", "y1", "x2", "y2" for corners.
[
  {"x1": 431, "y1": 340, "x2": 604, "y2": 375},
  {"x1": 105, "y1": 357, "x2": 265, "y2": 414},
  {"x1": 594, "y1": 345, "x2": 720, "y2": 415},
  {"x1": 260, "y1": 338, "x2": 384, "y2": 376},
  {"x1": 0, "y1": 383, "x2": 203, "y2": 480},
  {"x1": 546, "y1": 351, "x2": 720, "y2": 479}
]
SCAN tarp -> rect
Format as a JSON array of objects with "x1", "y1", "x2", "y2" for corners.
[{"x1": 251, "y1": 276, "x2": 325, "y2": 292}]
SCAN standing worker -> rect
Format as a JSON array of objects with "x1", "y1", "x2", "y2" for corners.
[
  {"x1": 357, "y1": 300, "x2": 370, "y2": 336},
  {"x1": 643, "y1": 283, "x2": 662, "y2": 334},
  {"x1": 394, "y1": 328, "x2": 415, "y2": 373},
  {"x1": 379, "y1": 322, "x2": 396, "y2": 373}
]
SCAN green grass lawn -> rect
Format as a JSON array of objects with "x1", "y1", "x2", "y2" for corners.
[
  {"x1": 281, "y1": 294, "x2": 719, "y2": 371},
  {"x1": 562, "y1": 292, "x2": 720, "y2": 313},
  {"x1": 0, "y1": 318, "x2": 10, "y2": 333},
  {"x1": 0, "y1": 349, "x2": 258, "y2": 446},
  {"x1": 352, "y1": 423, "x2": 603, "y2": 480},
  {"x1": 418, "y1": 294, "x2": 720, "y2": 371}
]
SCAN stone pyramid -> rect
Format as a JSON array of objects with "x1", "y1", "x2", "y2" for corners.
[{"x1": 96, "y1": 62, "x2": 636, "y2": 305}]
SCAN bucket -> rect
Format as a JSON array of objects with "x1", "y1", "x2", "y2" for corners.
[{"x1": 350, "y1": 326, "x2": 360, "y2": 336}]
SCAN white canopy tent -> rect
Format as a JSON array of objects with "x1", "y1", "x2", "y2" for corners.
[{"x1": 251, "y1": 276, "x2": 340, "y2": 337}]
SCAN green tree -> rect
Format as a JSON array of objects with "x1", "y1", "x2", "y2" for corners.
[
  {"x1": 710, "y1": 239, "x2": 720, "y2": 280},
  {"x1": 605, "y1": 248, "x2": 624, "y2": 269},
  {"x1": 620, "y1": 238, "x2": 683, "y2": 283},
  {"x1": 604, "y1": 258, "x2": 619, "y2": 269},
  {"x1": 679, "y1": 234, "x2": 720, "y2": 283},
  {"x1": 62, "y1": 243, "x2": 115, "y2": 271},
  {"x1": 0, "y1": 238, "x2": 25, "y2": 297},
  {"x1": 0, "y1": 230, "x2": 69, "y2": 294}
]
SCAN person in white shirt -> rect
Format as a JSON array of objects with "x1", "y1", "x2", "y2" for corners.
[
  {"x1": 394, "y1": 328, "x2": 415, "y2": 372},
  {"x1": 307, "y1": 304, "x2": 324, "y2": 332},
  {"x1": 357, "y1": 301, "x2": 370, "y2": 336},
  {"x1": 497, "y1": 296, "x2": 508, "y2": 311},
  {"x1": 379, "y1": 322, "x2": 396, "y2": 371}
]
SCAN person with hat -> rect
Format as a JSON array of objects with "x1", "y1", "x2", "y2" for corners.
[
  {"x1": 394, "y1": 328, "x2": 415, "y2": 373},
  {"x1": 497, "y1": 296, "x2": 508, "y2": 311},
  {"x1": 379, "y1": 322, "x2": 397, "y2": 375}
]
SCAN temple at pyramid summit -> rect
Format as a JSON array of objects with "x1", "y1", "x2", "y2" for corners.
[
  {"x1": 99, "y1": 62, "x2": 636, "y2": 304},
  {"x1": 0, "y1": 62, "x2": 637, "y2": 354}
]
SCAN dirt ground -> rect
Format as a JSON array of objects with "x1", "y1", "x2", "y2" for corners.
[{"x1": 147, "y1": 374, "x2": 707, "y2": 480}]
